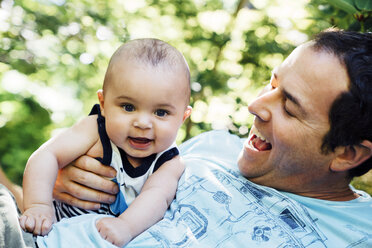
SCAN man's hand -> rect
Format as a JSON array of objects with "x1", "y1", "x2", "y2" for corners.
[
  {"x1": 53, "y1": 155, "x2": 119, "y2": 210},
  {"x1": 19, "y1": 204, "x2": 55, "y2": 236}
]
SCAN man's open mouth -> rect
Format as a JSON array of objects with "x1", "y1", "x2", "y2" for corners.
[{"x1": 249, "y1": 127, "x2": 272, "y2": 151}]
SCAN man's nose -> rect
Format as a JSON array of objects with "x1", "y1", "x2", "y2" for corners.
[
  {"x1": 248, "y1": 89, "x2": 277, "y2": 122},
  {"x1": 133, "y1": 114, "x2": 152, "y2": 129}
]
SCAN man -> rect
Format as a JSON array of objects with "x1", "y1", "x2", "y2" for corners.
[
  {"x1": 1, "y1": 29, "x2": 371, "y2": 247},
  {"x1": 237, "y1": 31, "x2": 372, "y2": 201}
]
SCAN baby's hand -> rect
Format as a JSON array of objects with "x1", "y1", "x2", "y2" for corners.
[
  {"x1": 19, "y1": 204, "x2": 55, "y2": 236},
  {"x1": 96, "y1": 217, "x2": 132, "y2": 247}
]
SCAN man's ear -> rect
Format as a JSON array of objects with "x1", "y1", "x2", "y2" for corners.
[
  {"x1": 182, "y1": 106, "x2": 192, "y2": 122},
  {"x1": 330, "y1": 140, "x2": 372, "y2": 172},
  {"x1": 97, "y1": 89, "x2": 105, "y2": 116}
]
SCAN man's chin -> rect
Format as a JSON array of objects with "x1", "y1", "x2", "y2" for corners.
[
  {"x1": 237, "y1": 150, "x2": 246, "y2": 170},
  {"x1": 237, "y1": 156, "x2": 256, "y2": 179},
  {"x1": 237, "y1": 151, "x2": 270, "y2": 183}
]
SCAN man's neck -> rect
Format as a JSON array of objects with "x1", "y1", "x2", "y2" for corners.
[{"x1": 296, "y1": 187, "x2": 359, "y2": 201}]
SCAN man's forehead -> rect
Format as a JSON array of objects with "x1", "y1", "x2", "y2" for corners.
[{"x1": 278, "y1": 43, "x2": 310, "y2": 69}]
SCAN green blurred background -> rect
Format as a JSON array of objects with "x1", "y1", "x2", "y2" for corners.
[{"x1": 0, "y1": 0, "x2": 371, "y2": 193}]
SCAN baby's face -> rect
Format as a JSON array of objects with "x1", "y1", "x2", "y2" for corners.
[{"x1": 101, "y1": 60, "x2": 191, "y2": 165}]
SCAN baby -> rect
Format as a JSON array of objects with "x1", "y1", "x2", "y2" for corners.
[{"x1": 20, "y1": 38, "x2": 192, "y2": 247}]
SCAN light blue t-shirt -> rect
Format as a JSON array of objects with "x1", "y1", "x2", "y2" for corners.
[{"x1": 37, "y1": 130, "x2": 372, "y2": 248}]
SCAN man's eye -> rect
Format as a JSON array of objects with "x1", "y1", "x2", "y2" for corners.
[
  {"x1": 155, "y1": 109, "x2": 168, "y2": 117},
  {"x1": 284, "y1": 106, "x2": 294, "y2": 117},
  {"x1": 122, "y1": 104, "x2": 135, "y2": 112}
]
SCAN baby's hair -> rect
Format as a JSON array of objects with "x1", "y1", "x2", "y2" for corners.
[{"x1": 103, "y1": 38, "x2": 190, "y2": 103}]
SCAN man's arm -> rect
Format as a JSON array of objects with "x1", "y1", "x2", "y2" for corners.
[{"x1": 53, "y1": 154, "x2": 119, "y2": 210}]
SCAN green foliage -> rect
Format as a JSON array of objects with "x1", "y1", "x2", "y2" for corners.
[
  {"x1": 0, "y1": 93, "x2": 51, "y2": 184},
  {"x1": 307, "y1": 0, "x2": 372, "y2": 32},
  {"x1": 326, "y1": 0, "x2": 372, "y2": 13},
  {"x1": 327, "y1": 0, "x2": 358, "y2": 14}
]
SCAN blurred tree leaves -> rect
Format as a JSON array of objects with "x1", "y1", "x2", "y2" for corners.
[
  {"x1": 307, "y1": 0, "x2": 372, "y2": 32},
  {"x1": 0, "y1": 94, "x2": 51, "y2": 184},
  {"x1": 0, "y1": 0, "x2": 371, "y2": 194}
]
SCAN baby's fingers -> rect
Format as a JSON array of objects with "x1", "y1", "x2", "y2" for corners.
[
  {"x1": 96, "y1": 220, "x2": 109, "y2": 240},
  {"x1": 41, "y1": 218, "x2": 53, "y2": 236},
  {"x1": 34, "y1": 217, "x2": 53, "y2": 236},
  {"x1": 19, "y1": 215, "x2": 36, "y2": 233},
  {"x1": 19, "y1": 215, "x2": 28, "y2": 231}
]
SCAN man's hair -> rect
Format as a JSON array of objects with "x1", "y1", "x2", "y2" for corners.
[
  {"x1": 103, "y1": 38, "x2": 190, "y2": 103},
  {"x1": 312, "y1": 29, "x2": 372, "y2": 178}
]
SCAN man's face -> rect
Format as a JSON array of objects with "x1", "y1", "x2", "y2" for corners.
[{"x1": 237, "y1": 43, "x2": 349, "y2": 193}]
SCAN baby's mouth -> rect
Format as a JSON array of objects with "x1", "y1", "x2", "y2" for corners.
[
  {"x1": 130, "y1": 137, "x2": 152, "y2": 143},
  {"x1": 129, "y1": 137, "x2": 153, "y2": 149},
  {"x1": 249, "y1": 127, "x2": 272, "y2": 151}
]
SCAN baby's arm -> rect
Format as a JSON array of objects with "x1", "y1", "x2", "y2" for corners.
[
  {"x1": 96, "y1": 155, "x2": 185, "y2": 247},
  {"x1": 19, "y1": 115, "x2": 100, "y2": 236}
]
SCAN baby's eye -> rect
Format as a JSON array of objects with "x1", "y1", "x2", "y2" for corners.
[
  {"x1": 122, "y1": 104, "x2": 135, "y2": 112},
  {"x1": 155, "y1": 109, "x2": 168, "y2": 117}
]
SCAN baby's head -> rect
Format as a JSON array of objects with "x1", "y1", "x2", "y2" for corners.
[
  {"x1": 98, "y1": 39, "x2": 192, "y2": 165},
  {"x1": 103, "y1": 38, "x2": 190, "y2": 103}
]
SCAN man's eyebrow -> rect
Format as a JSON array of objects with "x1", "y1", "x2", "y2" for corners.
[
  {"x1": 282, "y1": 88, "x2": 307, "y2": 116},
  {"x1": 273, "y1": 69, "x2": 307, "y2": 116}
]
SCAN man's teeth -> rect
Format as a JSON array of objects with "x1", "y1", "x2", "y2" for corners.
[
  {"x1": 252, "y1": 127, "x2": 268, "y2": 142},
  {"x1": 249, "y1": 127, "x2": 272, "y2": 151},
  {"x1": 256, "y1": 132, "x2": 266, "y2": 141}
]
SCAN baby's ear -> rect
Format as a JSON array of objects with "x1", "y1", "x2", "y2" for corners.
[
  {"x1": 183, "y1": 106, "x2": 192, "y2": 121},
  {"x1": 97, "y1": 89, "x2": 105, "y2": 115},
  {"x1": 330, "y1": 140, "x2": 372, "y2": 172}
]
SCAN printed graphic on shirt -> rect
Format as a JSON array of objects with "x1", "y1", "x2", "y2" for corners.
[{"x1": 141, "y1": 162, "x2": 328, "y2": 248}]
